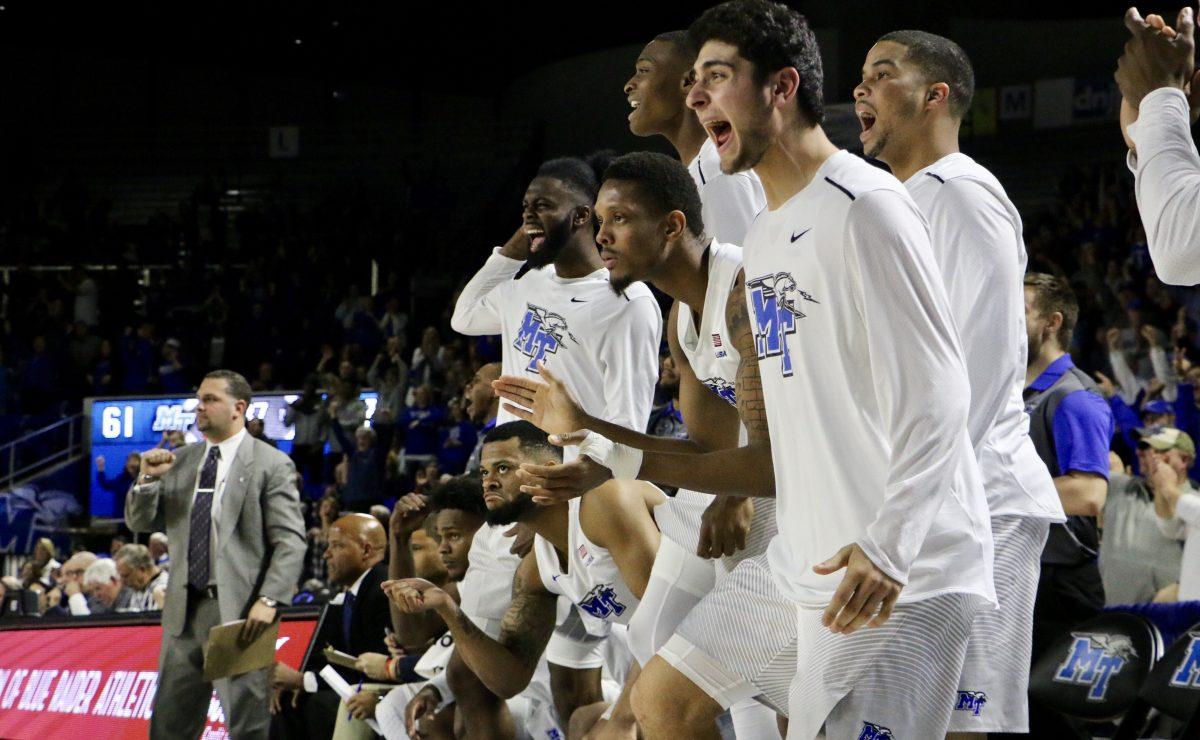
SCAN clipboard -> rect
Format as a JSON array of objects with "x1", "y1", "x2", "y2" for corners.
[
  {"x1": 322, "y1": 645, "x2": 360, "y2": 670},
  {"x1": 203, "y1": 619, "x2": 279, "y2": 681}
]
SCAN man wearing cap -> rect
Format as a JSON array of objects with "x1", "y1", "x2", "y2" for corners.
[
  {"x1": 1101, "y1": 438, "x2": 1185, "y2": 604},
  {"x1": 1147, "y1": 427, "x2": 1200, "y2": 600},
  {"x1": 1024, "y1": 274, "x2": 1116, "y2": 667}
]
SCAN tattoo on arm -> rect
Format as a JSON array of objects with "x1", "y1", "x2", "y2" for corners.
[
  {"x1": 726, "y1": 272, "x2": 770, "y2": 444},
  {"x1": 497, "y1": 568, "x2": 557, "y2": 670}
]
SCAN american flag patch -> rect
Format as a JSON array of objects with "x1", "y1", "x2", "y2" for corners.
[{"x1": 712, "y1": 333, "x2": 723, "y2": 347}]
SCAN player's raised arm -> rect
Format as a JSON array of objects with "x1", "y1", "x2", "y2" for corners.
[{"x1": 383, "y1": 552, "x2": 557, "y2": 700}]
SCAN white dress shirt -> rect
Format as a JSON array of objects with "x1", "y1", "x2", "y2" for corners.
[{"x1": 195, "y1": 428, "x2": 248, "y2": 584}]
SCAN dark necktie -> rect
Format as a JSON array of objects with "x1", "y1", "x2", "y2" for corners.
[
  {"x1": 341, "y1": 590, "x2": 356, "y2": 648},
  {"x1": 187, "y1": 446, "x2": 222, "y2": 592}
]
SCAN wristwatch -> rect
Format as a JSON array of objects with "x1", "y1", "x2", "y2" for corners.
[
  {"x1": 258, "y1": 596, "x2": 279, "y2": 609},
  {"x1": 138, "y1": 474, "x2": 160, "y2": 485}
]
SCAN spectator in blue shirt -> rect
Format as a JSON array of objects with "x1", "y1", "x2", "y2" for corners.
[
  {"x1": 328, "y1": 407, "x2": 396, "y2": 512},
  {"x1": 95, "y1": 452, "x2": 141, "y2": 519},
  {"x1": 437, "y1": 398, "x2": 476, "y2": 475},
  {"x1": 400, "y1": 385, "x2": 444, "y2": 468}
]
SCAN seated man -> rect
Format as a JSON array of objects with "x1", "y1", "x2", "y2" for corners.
[
  {"x1": 272, "y1": 513, "x2": 392, "y2": 739},
  {"x1": 60, "y1": 551, "x2": 101, "y2": 616},
  {"x1": 115, "y1": 543, "x2": 169, "y2": 611},
  {"x1": 386, "y1": 421, "x2": 715, "y2": 737},
  {"x1": 80, "y1": 558, "x2": 132, "y2": 614}
]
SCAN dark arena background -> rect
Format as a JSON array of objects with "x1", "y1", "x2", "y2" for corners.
[{"x1": 0, "y1": 1, "x2": 1199, "y2": 738}]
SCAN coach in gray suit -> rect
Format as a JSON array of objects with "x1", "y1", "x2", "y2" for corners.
[{"x1": 126, "y1": 369, "x2": 306, "y2": 739}]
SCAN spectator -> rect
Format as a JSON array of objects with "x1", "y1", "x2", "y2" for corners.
[
  {"x1": 327, "y1": 379, "x2": 367, "y2": 460},
  {"x1": 149, "y1": 532, "x2": 170, "y2": 569},
  {"x1": 285, "y1": 376, "x2": 326, "y2": 493},
  {"x1": 79, "y1": 558, "x2": 132, "y2": 614},
  {"x1": 1148, "y1": 426, "x2": 1200, "y2": 601},
  {"x1": 328, "y1": 407, "x2": 396, "y2": 512},
  {"x1": 30, "y1": 537, "x2": 61, "y2": 586},
  {"x1": 1101, "y1": 448, "x2": 1184, "y2": 604},
  {"x1": 378, "y1": 296, "x2": 409, "y2": 341},
  {"x1": 115, "y1": 544, "x2": 169, "y2": 611},
  {"x1": 109, "y1": 534, "x2": 128, "y2": 557},
  {"x1": 157, "y1": 339, "x2": 188, "y2": 393},
  {"x1": 247, "y1": 417, "x2": 277, "y2": 448},
  {"x1": 463, "y1": 362, "x2": 501, "y2": 474},
  {"x1": 95, "y1": 453, "x2": 140, "y2": 519},
  {"x1": 1024, "y1": 273, "x2": 1115, "y2": 664},
  {"x1": 368, "y1": 337, "x2": 409, "y2": 420},
  {"x1": 86, "y1": 338, "x2": 116, "y2": 396},
  {"x1": 119, "y1": 323, "x2": 156, "y2": 393},
  {"x1": 304, "y1": 491, "x2": 341, "y2": 586},
  {"x1": 60, "y1": 551, "x2": 101, "y2": 616},
  {"x1": 400, "y1": 385, "x2": 444, "y2": 473},
  {"x1": 648, "y1": 354, "x2": 687, "y2": 440},
  {"x1": 409, "y1": 327, "x2": 445, "y2": 400},
  {"x1": 437, "y1": 399, "x2": 477, "y2": 475},
  {"x1": 252, "y1": 361, "x2": 281, "y2": 392}
]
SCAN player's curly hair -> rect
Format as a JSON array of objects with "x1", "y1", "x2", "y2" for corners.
[
  {"x1": 603, "y1": 152, "x2": 705, "y2": 238},
  {"x1": 483, "y1": 420, "x2": 563, "y2": 462},
  {"x1": 429, "y1": 475, "x2": 487, "y2": 518},
  {"x1": 688, "y1": 0, "x2": 824, "y2": 126}
]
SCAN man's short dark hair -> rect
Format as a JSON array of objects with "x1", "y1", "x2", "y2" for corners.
[
  {"x1": 654, "y1": 30, "x2": 696, "y2": 58},
  {"x1": 204, "y1": 369, "x2": 252, "y2": 405},
  {"x1": 537, "y1": 151, "x2": 616, "y2": 204},
  {"x1": 1025, "y1": 273, "x2": 1079, "y2": 349},
  {"x1": 877, "y1": 30, "x2": 975, "y2": 119},
  {"x1": 429, "y1": 475, "x2": 487, "y2": 519},
  {"x1": 603, "y1": 152, "x2": 705, "y2": 238},
  {"x1": 689, "y1": 0, "x2": 824, "y2": 126},
  {"x1": 483, "y1": 421, "x2": 563, "y2": 462}
]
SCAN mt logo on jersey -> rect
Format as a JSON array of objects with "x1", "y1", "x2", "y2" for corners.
[
  {"x1": 746, "y1": 271, "x2": 818, "y2": 378},
  {"x1": 701, "y1": 377, "x2": 737, "y2": 406},
  {"x1": 514, "y1": 304, "x2": 574, "y2": 372}
]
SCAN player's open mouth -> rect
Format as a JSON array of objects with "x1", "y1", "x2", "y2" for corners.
[
  {"x1": 705, "y1": 121, "x2": 732, "y2": 151},
  {"x1": 525, "y1": 226, "x2": 546, "y2": 252},
  {"x1": 857, "y1": 109, "x2": 877, "y2": 138},
  {"x1": 627, "y1": 97, "x2": 640, "y2": 120}
]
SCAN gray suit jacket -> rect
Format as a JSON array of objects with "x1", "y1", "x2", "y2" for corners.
[{"x1": 125, "y1": 434, "x2": 306, "y2": 637}]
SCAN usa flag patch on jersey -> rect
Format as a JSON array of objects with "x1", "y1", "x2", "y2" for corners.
[{"x1": 712, "y1": 333, "x2": 723, "y2": 347}]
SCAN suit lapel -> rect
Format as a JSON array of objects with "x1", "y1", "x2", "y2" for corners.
[{"x1": 217, "y1": 435, "x2": 255, "y2": 547}]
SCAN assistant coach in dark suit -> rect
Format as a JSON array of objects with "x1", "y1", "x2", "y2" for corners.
[{"x1": 127, "y1": 369, "x2": 306, "y2": 739}]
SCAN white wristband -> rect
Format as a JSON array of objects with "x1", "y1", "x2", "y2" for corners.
[{"x1": 576, "y1": 431, "x2": 643, "y2": 480}]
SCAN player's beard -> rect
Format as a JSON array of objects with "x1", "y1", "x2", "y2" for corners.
[
  {"x1": 484, "y1": 491, "x2": 537, "y2": 525},
  {"x1": 525, "y1": 217, "x2": 573, "y2": 269},
  {"x1": 865, "y1": 98, "x2": 919, "y2": 161},
  {"x1": 724, "y1": 105, "x2": 774, "y2": 175}
]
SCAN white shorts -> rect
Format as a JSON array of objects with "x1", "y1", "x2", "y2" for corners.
[
  {"x1": 788, "y1": 592, "x2": 981, "y2": 740},
  {"x1": 658, "y1": 552, "x2": 797, "y2": 714},
  {"x1": 655, "y1": 489, "x2": 778, "y2": 573},
  {"x1": 947, "y1": 514, "x2": 1050, "y2": 734}
]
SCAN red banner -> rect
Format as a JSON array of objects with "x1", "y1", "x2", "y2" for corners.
[{"x1": 0, "y1": 618, "x2": 317, "y2": 739}]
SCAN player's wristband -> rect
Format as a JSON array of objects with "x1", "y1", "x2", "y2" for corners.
[{"x1": 577, "y1": 431, "x2": 643, "y2": 480}]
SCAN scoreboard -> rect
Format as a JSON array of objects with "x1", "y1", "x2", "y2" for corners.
[{"x1": 84, "y1": 392, "x2": 377, "y2": 517}]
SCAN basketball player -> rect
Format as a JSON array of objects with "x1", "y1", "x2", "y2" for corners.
[
  {"x1": 618, "y1": 3, "x2": 995, "y2": 737},
  {"x1": 450, "y1": 156, "x2": 663, "y2": 730},
  {"x1": 385, "y1": 422, "x2": 717, "y2": 737},
  {"x1": 853, "y1": 32, "x2": 1066, "y2": 736},
  {"x1": 625, "y1": 31, "x2": 765, "y2": 244},
  {"x1": 492, "y1": 152, "x2": 789, "y2": 735}
]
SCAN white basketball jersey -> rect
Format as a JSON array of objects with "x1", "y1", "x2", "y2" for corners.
[
  {"x1": 459, "y1": 524, "x2": 523, "y2": 637},
  {"x1": 904, "y1": 154, "x2": 1065, "y2": 524},
  {"x1": 742, "y1": 150, "x2": 994, "y2": 609},
  {"x1": 676, "y1": 239, "x2": 744, "y2": 411},
  {"x1": 533, "y1": 498, "x2": 640, "y2": 627}
]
